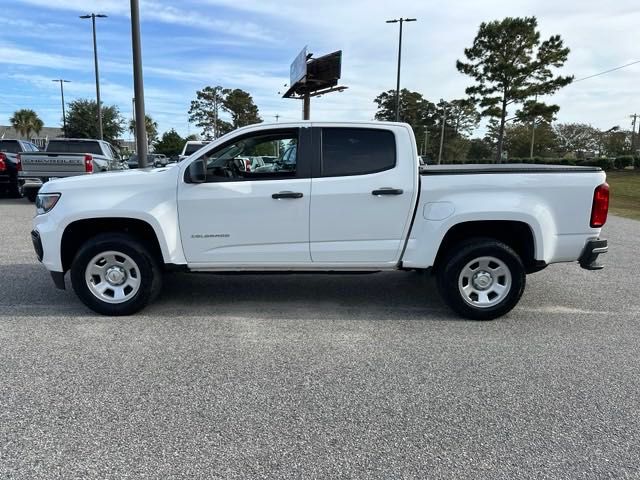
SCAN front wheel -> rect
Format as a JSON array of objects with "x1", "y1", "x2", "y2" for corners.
[
  {"x1": 70, "y1": 233, "x2": 162, "y2": 315},
  {"x1": 437, "y1": 238, "x2": 525, "y2": 320}
]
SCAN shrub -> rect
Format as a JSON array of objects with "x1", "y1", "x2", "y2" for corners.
[
  {"x1": 597, "y1": 158, "x2": 614, "y2": 170},
  {"x1": 577, "y1": 158, "x2": 614, "y2": 170},
  {"x1": 614, "y1": 155, "x2": 634, "y2": 169}
]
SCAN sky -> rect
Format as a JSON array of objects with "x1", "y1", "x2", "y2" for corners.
[{"x1": 0, "y1": 0, "x2": 638, "y2": 139}]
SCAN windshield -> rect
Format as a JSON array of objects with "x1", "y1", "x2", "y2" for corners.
[
  {"x1": 0, "y1": 140, "x2": 20, "y2": 153},
  {"x1": 46, "y1": 140, "x2": 103, "y2": 155}
]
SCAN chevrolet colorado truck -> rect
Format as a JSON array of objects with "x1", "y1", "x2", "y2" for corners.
[
  {"x1": 20, "y1": 138, "x2": 126, "y2": 202},
  {"x1": 30, "y1": 122, "x2": 609, "y2": 320},
  {"x1": 0, "y1": 139, "x2": 40, "y2": 197}
]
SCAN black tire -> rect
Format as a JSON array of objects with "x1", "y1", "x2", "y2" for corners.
[
  {"x1": 70, "y1": 233, "x2": 162, "y2": 316},
  {"x1": 436, "y1": 237, "x2": 526, "y2": 320},
  {"x1": 25, "y1": 188, "x2": 37, "y2": 202},
  {"x1": 9, "y1": 177, "x2": 23, "y2": 198}
]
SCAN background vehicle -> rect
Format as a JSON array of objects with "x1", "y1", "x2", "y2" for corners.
[
  {"x1": 237, "y1": 156, "x2": 265, "y2": 172},
  {"x1": 20, "y1": 138, "x2": 125, "y2": 202},
  {"x1": 0, "y1": 139, "x2": 39, "y2": 197},
  {"x1": 178, "y1": 140, "x2": 210, "y2": 160},
  {"x1": 31, "y1": 122, "x2": 609, "y2": 320},
  {"x1": 153, "y1": 154, "x2": 168, "y2": 167},
  {"x1": 127, "y1": 153, "x2": 168, "y2": 169}
]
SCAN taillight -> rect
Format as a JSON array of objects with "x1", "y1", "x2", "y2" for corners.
[
  {"x1": 590, "y1": 182, "x2": 609, "y2": 228},
  {"x1": 16, "y1": 153, "x2": 22, "y2": 172},
  {"x1": 84, "y1": 154, "x2": 93, "y2": 173},
  {"x1": 0, "y1": 152, "x2": 5, "y2": 172},
  {"x1": 245, "y1": 159, "x2": 251, "y2": 171}
]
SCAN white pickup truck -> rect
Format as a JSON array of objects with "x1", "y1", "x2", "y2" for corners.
[
  {"x1": 20, "y1": 138, "x2": 125, "y2": 202},
  {"x1": 30, "y1": 122, "x2": 609, "y2": 320}
]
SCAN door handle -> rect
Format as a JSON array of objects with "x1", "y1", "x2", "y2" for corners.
[
  {"x1": 372, "y1": 188, "x2": 403, "y2": 196},
  {"x1": 272, "y1": 191, "x2": 304, "y2": 199}
]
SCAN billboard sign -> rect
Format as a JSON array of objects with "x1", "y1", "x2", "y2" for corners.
[{"x1": 290, "y1": 46, "x2": 308, "y2": 86}]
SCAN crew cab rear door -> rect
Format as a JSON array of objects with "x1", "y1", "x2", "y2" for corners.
[
  {"x1": 177, "y1": 127, "x2": 313, "y2": 266},
  {"x1": 309, "y1": 125, "x2": 418, "y2": 265}
]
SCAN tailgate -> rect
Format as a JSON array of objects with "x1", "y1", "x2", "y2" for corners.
[{"x1": 20, "y1": 153, "x2": 88, "y2": 177}]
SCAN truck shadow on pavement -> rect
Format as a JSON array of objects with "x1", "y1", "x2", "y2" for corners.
[{"x1": 0, "y1": 264, "x2": 453, "y2": 321}]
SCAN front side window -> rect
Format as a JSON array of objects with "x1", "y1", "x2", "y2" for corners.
[
  {"x1": 321, "y1": 128, "x2": 396, "y2": 177},
  {"x1": 200, "y1": 130, "x2": 298, "y2": 183}
]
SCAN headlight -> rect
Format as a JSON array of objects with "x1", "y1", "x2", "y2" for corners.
[{"x1": 35, "y1": 193, "x2": 61, "y2": 215}]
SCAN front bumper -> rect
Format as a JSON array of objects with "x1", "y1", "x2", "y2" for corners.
[
  {"x1": 31, "y1": 230, "x2": 43, "y2": 261},
  {"x1": 579, "y1": 238, "x2": 608, "y2": 270},
  {"x1": 32, "y1": 229, "x2": 66, "y2": 289}
]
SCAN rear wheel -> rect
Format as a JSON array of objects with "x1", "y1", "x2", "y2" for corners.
[
  {"x1": 70, "y1": 233, "x2": 162, "y2": 315},
  {"x1": 437, "y1": 237, "x2": 525, "y2": 320},
  {"x1": 9, "y1": 178, "x2": 23, "y2": 198}
]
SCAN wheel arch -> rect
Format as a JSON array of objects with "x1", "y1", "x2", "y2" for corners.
[
  {"x1": 432, "y1": 220, "x2": 541, "y2": 273},
  {"x1": 61, "y1": 217, "x2": 165, "y2": 272}
]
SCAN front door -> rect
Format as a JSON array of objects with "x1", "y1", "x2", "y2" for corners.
[{"x1": 178, "y1": 127, "x2": 312, "y2": 267}]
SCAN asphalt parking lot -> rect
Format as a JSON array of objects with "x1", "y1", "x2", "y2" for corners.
[{"x1": 0, "y1": 198, "x2": 639, "y2": 479}]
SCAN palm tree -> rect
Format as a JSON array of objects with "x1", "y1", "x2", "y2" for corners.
[
  {"x1": 129, "y1": 114, "x2": 158, "y2": 143},
  {"x1": 10, "y1": 109, "x2": 44, "y2": 139}
]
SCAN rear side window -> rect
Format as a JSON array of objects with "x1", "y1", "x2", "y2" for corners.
[
  {"x1": 321, "y1": 128, "x2": 396, "y2": 177},
  {"x1": 46, "y1": 141, "x2": 103, "y2": 155},
  {"x1": 184, "y1": 143, "x2": 205, "y2": 155},
  {"x1": 0, "y1": 140, "x2": 20, "y2": 153}
]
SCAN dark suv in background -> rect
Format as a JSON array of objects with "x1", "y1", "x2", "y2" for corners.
[{"x1": 0, "y1": 139, "x2": 39, "y2": 198}]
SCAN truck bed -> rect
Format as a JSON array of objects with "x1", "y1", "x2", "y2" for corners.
[{"x1": 420, "y1": 164, "x2": 602, "y2": 175}]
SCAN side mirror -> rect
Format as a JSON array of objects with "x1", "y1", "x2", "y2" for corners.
[{"x1": 187, "y1": 159, "x2": 206, "y2": 183}]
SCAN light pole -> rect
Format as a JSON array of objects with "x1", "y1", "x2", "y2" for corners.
[
  {"x1": 386, "y1": 17, "x2": 416, "y2": 122},
  {"x1": 438, "y1": 100, "x2": 447, "y2": 164},
  {"x1": 80, "y1": 13, "x2": 107, "y2": 140},
  {"x1": 52, "y1": 79, "x2": 70, "y2": 137},
  {"x1": 130, "y1": 0, "x2": 148, "y2": 167}
]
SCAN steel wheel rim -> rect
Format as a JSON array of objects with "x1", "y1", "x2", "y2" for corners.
[
  {"x1": 458, "y1": 256, "x2": 512, "y2": 309},
  {"x1": 85, "y1": 250, "x2": 141, "y2": 304}
]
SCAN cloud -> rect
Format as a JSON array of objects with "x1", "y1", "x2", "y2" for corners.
[
  {"x1": 3, "y1": 0, "x2": 640, "y2": 137},
  {"x1": 0, "y1": 44, "x2": 87, "y2": 70},
  {"x1": 14, "y1": 0, "x2": 275, "y2": 42}
]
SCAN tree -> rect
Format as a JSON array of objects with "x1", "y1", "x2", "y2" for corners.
[
  {"x1": 553, "y1": 123, "x2": 602, "y2": 158},
  {"x1": 189, "y1": 86, "x2": 232, "y2": 140},
  {"x1": 503, "y1": 121, "x2": 558, "y2": 158},
  {"x1": 153, "y1": 129, "x2": 184, "y2": 157},
  {"x1": 222, "y1": 89, "x2": 261, "y2": 128},
  {"x1": 456, "y1": 16, "x2": 573, "y2": 161},
  {"x1": 65, "y1": 99, "x2": 124, "y2": 143},
  {"x1": 10, "y1": 109, "x2": 44, "y2": 139},
  {"x1": 129, "y1": 114, "x2": 158, "y2": 143},
  {"x1": 443, "y1": 99, "x2": 480, "y2": 136},
  {"x1": 602, "y1": 129, "x2": 632, "y2": 157},
  {"x1": 430, "y1": 99, "x2": 480, "y2": 162},
  {"x1": 467, "y1": 138, "x2": 494, "y2": 160},
  {"x1": 443, "y1": 137, "x2": 472, "y2": 163},
  {"x1": 374, "y1": 89, "x2": 438, "y2": 141}
]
